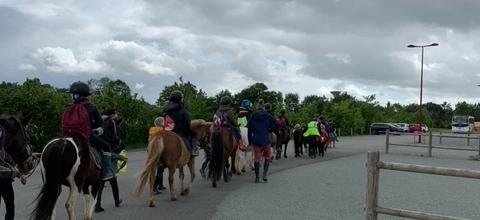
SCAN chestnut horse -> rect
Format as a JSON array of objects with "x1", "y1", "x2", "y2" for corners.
[
  {"x1": 209, "y1": 126, "x2": 239, "y2": 188},
  {"x1": 134, "y1": 119, "x2": 211, "y2": 206}
]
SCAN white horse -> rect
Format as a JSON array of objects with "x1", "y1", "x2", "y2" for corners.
[{"x1": 235, "y1": 127, "x2": 254, "y2": 173}]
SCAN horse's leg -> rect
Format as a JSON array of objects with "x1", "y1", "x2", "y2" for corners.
[
  {"x1": 148, "y1": 166, "x2": 156, "y2": 207},
  {"x1": 168, "y1": 166, "x2": 177, "y2": 201},
  {"x1": 65, "y1": 184, "x2": 79, "y2": 220},
  {"x1": 179, "y1": 167, "x2": 186, "y2": 195},
  {"x1": 283, "y1": 141, "x2": 288, "y2": 158},
  {"x1": 183, "y1": 157, "x2": 195, "y2": 195}
]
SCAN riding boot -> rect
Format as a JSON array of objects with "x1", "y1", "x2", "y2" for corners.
[
  {"x1": 254, "y1": 162, "x2": 260, "y2": 183},
  {"x1": 110, "y1": 178, "x2": 123, "y2": 207},
  {"x1": 191, "y1": 137, "x2": 199, "y2": 156},
  {"x1": 95, "y1": 182, "x2": 105, "y2": 213},
  {"x1": 262, "y1": 160, "x2": 270, "y2": 182}
]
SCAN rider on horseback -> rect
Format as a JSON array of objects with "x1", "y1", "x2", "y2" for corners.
[
  {"x1": 163, "y1": 90, "x2": 199, "y2": 156},
  {"x1": 66, "y1": 81, "x2": 115, "y2": 180},
  {"x1": 214, "y1": 96, "x2": 245, "y2": 151},
  {"x1": 237, "y1": 99, "x2": 253, "y2": 128}
]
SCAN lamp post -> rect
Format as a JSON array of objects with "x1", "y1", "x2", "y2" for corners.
[{"x1": 408, "y1": 43, "x2": 439, "y2": 143}]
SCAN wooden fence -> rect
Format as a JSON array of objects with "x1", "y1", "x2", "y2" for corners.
[
  {"x1": 385, "y1": 130, "x2": 480, "y2": 157},
  {"x1": 365, "y1": 151, "x2": 479, "y2": 220}
]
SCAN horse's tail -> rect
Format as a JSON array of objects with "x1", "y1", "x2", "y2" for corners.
[
  {"x1": 30, "y1": 139, "x2": 74, "y2": 220},
  {"x1": 209, "y1": 128, "x2": 224, "y2": 180},
  {"x1": 133, "y1": 136, "x2": 164, "y2": 197}
]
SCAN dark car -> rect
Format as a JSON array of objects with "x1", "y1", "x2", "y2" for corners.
[{"x1": 370, "y1": 123, "x2": 402, "y2": 135}]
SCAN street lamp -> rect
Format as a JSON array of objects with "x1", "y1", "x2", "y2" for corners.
[{"x1": 408, "y1": 43, "x2": 439, "y2": 143}]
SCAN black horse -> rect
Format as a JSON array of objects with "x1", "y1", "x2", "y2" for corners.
[
  {"x1": 0, "y1": 114, "x2": 36, "y2": 220},
  {"x1": 95, "y1": 115, "x2": 126, "y2": 212}
]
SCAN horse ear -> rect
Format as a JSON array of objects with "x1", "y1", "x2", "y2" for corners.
[{"x1": 18, "y1": 112, "x2": 33, "y2": 125}]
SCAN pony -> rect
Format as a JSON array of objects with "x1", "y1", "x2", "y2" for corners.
[
  {"x1": 292, "y1": 125, "x2": 304, "y2": 157},
  {"x1": 133, "y1": 119, "x2": 211, "y2": 207},
  {"x1": 30, "y1": 133, "x2": 106, "y2": 219},
  {"x1": 236, "y1": 127, "x2": 252, "y2": 174},
  {"x1": 209, "y1": 126, "x2": 239, "y2": 188},
  {"x1": 269, "y1": 132, "x2": 277, "y2": 161},
  {"x1": 0, "y1": 114, "x2": 36, "y2": 177},
  {"x1": 276, "y1": 127, "x2": 291, "y2": 159}
]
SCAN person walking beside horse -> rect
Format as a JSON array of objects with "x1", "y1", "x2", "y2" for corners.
[
  {"x1": 304, "y1": 115, "x2": 320, "y2": 159},
  {"x1": 248, "y1": 100, "x2": 277, "y2": 183}
]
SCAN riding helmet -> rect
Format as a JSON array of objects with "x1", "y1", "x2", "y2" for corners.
[
  {"x1": 241, "y1": 99, "x2": 252, "y2": 110},
  {"x1": 169, "y1": 90, "x2": 183, "y2": 103},
  {"x1": 69, "y1": 81, "x2": 91, "y2": 96},
  {"x1": 220, "y1": 96, "x2": 232, "y2": 105}
]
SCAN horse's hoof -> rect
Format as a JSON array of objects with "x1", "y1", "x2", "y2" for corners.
[
  {"x1": 171, "y1": 197, "x2": 177, "y2": 201},
  {"x1": 241, "y1": 168, "x2": 246, "y2": 173},
  {"x1": 212, "y1": 182, "x2": 217, "y2": 188},
  {"x1": 181, "y1": 188, "x2": 190, "y2": 196},
  {"x1": 148, "y1": 201, "x2": 156, "y2": 207}
]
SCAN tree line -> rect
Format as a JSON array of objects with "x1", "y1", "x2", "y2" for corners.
[{"x1": 0, "y1": 77, "x2": 477, "y2": 151}]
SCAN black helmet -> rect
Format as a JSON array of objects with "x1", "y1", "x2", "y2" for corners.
[
  {"x1": 280, "y1": 109, "x2": 286, "y2": 114},
  {"x1": 220, "y1": 96, "x2": 232, "y2": 105},
  {"x1": 169, "y1": 90, "x2": 183, "y2": 103},
  {"x1": 69, "y1": 81, "x2": 91, "y2": 96},
  {"x1": 264, "y1": 103, "x2": 272, "y2": 111}
]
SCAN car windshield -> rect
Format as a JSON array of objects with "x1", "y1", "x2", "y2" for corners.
[{"x1": 452, "y1": 116, "x2": 468, "y2": 126}]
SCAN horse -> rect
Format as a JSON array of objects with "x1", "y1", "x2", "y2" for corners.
[
  {"x1": 133, "y1": 119, "x2": 211, "y2": 207},
  {"x1": 236, "y1": 127, "x2": 253, "y2": 174},
  {"x1": 209, "y1": 126, "x2": 238, "y2": 188},
  {"x1": 269, "y1": 132, "x2": 277, "y2": 161},
  {"x1": 276, "y1": 127, "x2": 291, "y2": 159},
  {"x1": 30, "y1": 134, "x2": 103, "y2": 220},
  {"x1": 0, "y1": 114, "x2": 36, "y2": 177},
  {"x1": 293, "y1": 126, "x2": 304, "y2": 157}
]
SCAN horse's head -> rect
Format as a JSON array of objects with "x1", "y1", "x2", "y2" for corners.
[
  {"x1": 0, "y1": 114, "x2": 35, "y2": 174},
  {"x1": 191, "y1": 120, "x2": 212, "y2": 149}
]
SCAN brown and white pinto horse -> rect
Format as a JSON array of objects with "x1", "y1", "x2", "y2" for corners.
[{"x1": 30, "y1": 137, "x2": 102, "y2": 220}]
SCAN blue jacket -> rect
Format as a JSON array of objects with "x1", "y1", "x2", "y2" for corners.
[{"x1": 248, "y1": 109, "x2": 277, "y2": 146}]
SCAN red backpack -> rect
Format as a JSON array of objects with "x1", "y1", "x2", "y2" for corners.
[
  {"x1": 164, "y1": 115, "x2": 175, "y2": 131},
  {"x1": 62, "y1": 102, "x2": 91, "y2": 139}
]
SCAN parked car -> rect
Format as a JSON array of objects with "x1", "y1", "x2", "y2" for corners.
[
  {"x1": 408, "y1": 124, "x2": 429, "y2": 133},
  {"x1": 370, "y1": 123, "x2": 403, "y2": 135},
  {"x1": 394, "y1": 123, "x2": 409, "y2": 132}
]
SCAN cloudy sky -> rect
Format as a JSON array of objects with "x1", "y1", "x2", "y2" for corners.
[{"x1": 1, "y1": 0, "x2": 480, "y2": 105}]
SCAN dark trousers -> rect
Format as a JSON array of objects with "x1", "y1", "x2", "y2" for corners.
[
  {"x1": 96, "y1": 177, "x2": 120, "y2": 208},
  {"x1": 154, "y1": 164, "x2": 165, "y2": 189},
  {"x1": 0, "y1": 179, "x2": 14, "y2": 220},
  {"x1": 306, "y1": 136, "x2": 317, "y2": 158}
]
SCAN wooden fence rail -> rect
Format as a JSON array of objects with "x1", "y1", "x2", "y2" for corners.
[
  {"x1": 365, "y1": 151, "x2": 477, "y2": 220},
  {"x1": 385, "y1": 130, "x2": 480, "y2": 157}
]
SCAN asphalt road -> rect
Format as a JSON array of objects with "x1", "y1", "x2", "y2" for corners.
[{"x1": 3, "y1": 134, "x2": 480, "y2": 219}]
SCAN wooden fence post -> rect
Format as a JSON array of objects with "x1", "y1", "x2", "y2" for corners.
[
  {"x1": 439, "y1": 131, "x2": 442, "y2": 144},
  {"x1": 338, "y1": 128, "x2": 341, "y2": 137},
  {"x1": 365, "y1": 151, "x2": 380, "y2": 220},
  {"x1": 428, "y1": 131, "x2": 433, "y2": 157},
  {"x1": 385, "y1": 129, "x2": 390, "y2": 154},
  {"x1": 351, "y1": 128, "x2": 353, "y2": 136}
]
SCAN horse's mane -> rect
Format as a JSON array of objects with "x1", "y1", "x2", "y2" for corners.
[{"x1": 191, "y1": 119, "x2": 206, "y2": 128}]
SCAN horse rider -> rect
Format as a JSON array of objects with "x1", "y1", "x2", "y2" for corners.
[
  {"x1": 163, "y1": 90, "x2": 199, "y2": 156},
  {"x1": 66, "y1": 81, "x2": 115, "y2": 181},
  {"x1": 237, "y1": 99, "x2": 253, "y2": 128},
  {"x1": 0, "y1": 154, "x2": 22, "y2": 220},
  {"x1": 214, "y1": 96, "x2": 245, "y2": 151},
  {"x1": 149, "y1": 117, "x2": 167, "y2": 194},
  {"x1": 303, "y1": 114, "x2": 320, "y2": 159},
  {"x1": 95, "y1": 109, "x2": 125, "y2": 212},
  {"x1": 248, "y1": 99, "x2": 277, "y2": 183}
]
